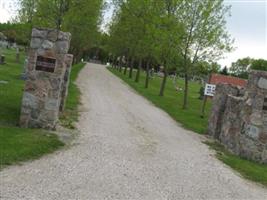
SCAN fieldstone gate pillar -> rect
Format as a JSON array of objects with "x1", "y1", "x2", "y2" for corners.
[
  {"x1": 59, "y1": 54, "x2": 73, "y2": 112},
  {"x1": 20, "y1": 28, "x2": 72, "y2": 129}
]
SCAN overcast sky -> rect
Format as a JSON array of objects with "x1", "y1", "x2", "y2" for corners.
[{"x1": 0, "y1": 0, "x2": 266, "y2": 67}]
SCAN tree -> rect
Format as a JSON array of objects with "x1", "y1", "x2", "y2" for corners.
[
  {"x1": 251, "y1": 59, "x2": 267, "y2": 71},
  {"x1": 32, "y1": 0, "x2": 71, "y2": 30},
  {"x1": 153, "y1": 0, "x2": 184, "y2": 96},
  {"x1": 177, "y1": 0, "x2": 233, "y2": 109},
  {"x1": 63, "y1": 0, "x2": 104, "y2": 61},
  {"x1": 220, "y1": 66, "x2": 229, "y2": 75},
  {"x1": 229, "y1": 57, "x2": 252, "y2": 78},
  {"x1": 16, "y1": 0, "x2": 104, "y2": 61},
  {"x1": 17, "y1": 0, "x2": 38, "y2": 24},
  {"x1": 108, "y1": 0, "x2": 157, "y2": 84}
]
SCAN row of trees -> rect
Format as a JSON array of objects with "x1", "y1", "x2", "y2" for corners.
[
  {"x1": 229, "y1": 57, "x2": 267, "y2": 78},
  {"x1": 0, "y1": 0, "x2": 105, "y2": 62},
  {"x1": 105, "y1": 0, "x2": 233, "y2": 109}
]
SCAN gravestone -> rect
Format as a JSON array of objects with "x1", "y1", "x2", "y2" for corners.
[
  {"x1": 21, "y1": 58, "x2": 28, "y2": 80},
  {"x1": 20, "y1": 28, "x2": 72, "y2": 130},
  {"x1": 0, "y1": 55, "x2": 5, "y2": 64},
  {"x1": 16, "y1": 48, "x2": 20, "y2": 63}
]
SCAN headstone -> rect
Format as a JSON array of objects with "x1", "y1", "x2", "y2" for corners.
[
  {"x1": 21, "y1": 58, "x2": 28, "y2": 80},
  {"x1": 20, "y1": 28, "x2": 72, "y2": 130},
  {"x1": 0, "y1": 55, "x2": 5, "y2": 64},
  {"x1": 16, "y1": 48, "x2": 20, "y2": 63}
]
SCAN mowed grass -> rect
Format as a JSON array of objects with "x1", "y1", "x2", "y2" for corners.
[
  {"x1": 60, "y1": 62, "x2": 86, "y2": 128},
  {"x1": 205, "y1": 141, "x2": 267, "y2": 186},
  {"x1": 0, "y1": 49, "x2": 26, "y2": 126},
  {"x1": 0, "y1": 49, "x2": 64, "y2": 168},
  {"x1": 0, "y1": 127, "x2": 63, "y2": 168},
  {"x1": 108, "y1": 67, "x2": 211, "y2": 134}
]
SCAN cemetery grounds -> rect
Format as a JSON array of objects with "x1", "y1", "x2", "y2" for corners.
[{"x1": 0, "y1": 49, "x2": 266, "y2": 187}]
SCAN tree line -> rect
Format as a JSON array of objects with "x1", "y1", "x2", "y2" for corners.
[
  {"x1": 105, "y1": 0, "x2": 233, "y2": 109},
  {"x1": 0, "y1": 0, "x2": 105, "y2": 63},
  {"x1": 229, "y1": 57, "x2": 267, "y2": 79}
]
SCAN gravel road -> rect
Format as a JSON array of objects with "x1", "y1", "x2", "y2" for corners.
[{"x1": 1, "y1": 63, "x2": 267, "y2": 200}]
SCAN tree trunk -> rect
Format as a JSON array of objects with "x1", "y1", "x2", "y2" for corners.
[
  {"x1": 135, "y1": 58, "x2": 142, "y2": 83},
  {"x1": 119, "y1": 59, "x2": 122, "y2": 72},
  {"x1": 111, "y1": 56, "x2": 115, "y2": 68},
  {"x1": 129, "y1": 57, "x2": 134, "y2": 79},
  {"x1": 123, "y1": 57, "x2": 128, "y2": 75},
  {"x1": 182, "y1": 73, "x2": 189, "y2": 109},
  {"x1": 145, "y1": 60, "x2": 150, "y2": 88},
  {"x1": 159, "y1": 67, "x2": 167, "y2": 96}
]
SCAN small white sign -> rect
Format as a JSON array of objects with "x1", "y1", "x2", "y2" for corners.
[{"x1": 204, "y1": 84, "x2": 216, "y2": 96}]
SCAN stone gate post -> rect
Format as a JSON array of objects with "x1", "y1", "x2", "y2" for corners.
[{"x1": 20, "y1": 28, "x2": 72, "y2": 130}]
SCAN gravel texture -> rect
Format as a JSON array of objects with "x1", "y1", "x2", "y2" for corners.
[{"x1": 1, "y1": 63, "x2": 267, "y2": 200}]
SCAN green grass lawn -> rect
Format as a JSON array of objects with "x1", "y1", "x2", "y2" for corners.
[
  {"x1": 205, "y1": 141, "x2": 267, "y2": 186},
  {"x1": 60, "y1": 62, "x2": 86, "y2": 129},
  {"x1": 108, "y1": 67, "x2": 211, "y2": 134},
  {"x1": 0, "y1": 126, "x2": 63, "y2": 168},
  {"x1": 109, "y1": 67, "x2": 267, "y2": 187}
]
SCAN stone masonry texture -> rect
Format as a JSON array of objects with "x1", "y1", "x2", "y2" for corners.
[
  {"x1": 59, "y1": 54, "x2": 73, "y2": 113},
  {"x1": 20, "y1": 28, "x2": 72, "y2": 130},
  {"x1": 209, "y1": 70, "x2": 267, "y2": 164}
]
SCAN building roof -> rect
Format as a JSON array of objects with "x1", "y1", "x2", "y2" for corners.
[{"x1": 210, "y1": 73, "x2": 247, "y2": 87}]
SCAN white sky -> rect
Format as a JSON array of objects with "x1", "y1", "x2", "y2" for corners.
[
  {"x1": 0, "y1": 0, "x2": 18, "y2": 23},
  {"x1": 0, "y1": 0, "x2": 266, "y2": 68},
  {"x1": 219, "y1": 0, "x2": 267, "y2": 67}
]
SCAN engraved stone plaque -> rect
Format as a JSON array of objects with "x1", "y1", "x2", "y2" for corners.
[{"x1": 35, "y1": 56, "x2": 56, "y2": 73}]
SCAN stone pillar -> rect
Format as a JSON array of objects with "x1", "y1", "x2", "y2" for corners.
[
  {"x1": 208, "y1": 84, "x2": 242, "y2": 139},
  {"x1": 59, "y1": 54, "x2": 73, "y2": 113},
  {"x1": 209, "y1": 70, "x2": 267, "y2": 164},
  {"x1": 20, "y1": 28, "x2": 72, "y2": 130}
]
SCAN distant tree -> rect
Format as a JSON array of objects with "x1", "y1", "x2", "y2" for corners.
[
  {"x1": 220, "y1": 66, "x2": 229, "y2": 75},
  {"x1": 251, "y1": 59, "x2": 267, "y2": 71},
  {"x1": 18, "y1": 0, "x2": 38, "y2": 24},
  {"x1": 32, "y1": 0, "x2": 71, "y2": 30},
  {"x1": 194, "y1": 61, "x2": 220, "y2": 76},
  {"x1": 229, "y1": 57, "x2": 252, "y2": 78},
  {"x1": 16, "y1": 0, "x2": 104, "y2": 60}
]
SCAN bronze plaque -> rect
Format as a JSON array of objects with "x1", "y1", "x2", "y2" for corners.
[{"x1": 35, "y1": 56, "x2": 56, "y2": 73}]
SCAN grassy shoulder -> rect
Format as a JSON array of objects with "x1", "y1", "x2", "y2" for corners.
[
  {"x1": 60, "y1": 62, "x2": 86, "y2": 129},
  {"x1": 205, "y1": 141, "x2": 267, "y2": 186},
  {"x1": 0, "y1": 126, "x2": 64, "y2": 169},
  {"x1": 0, "y1": 49, "x2": 63, "y2": 168},
  {"x1": 108, "y1": 67, "x2": 211, "y2": 134}
]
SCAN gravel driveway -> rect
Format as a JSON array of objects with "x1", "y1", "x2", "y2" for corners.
[{"x1": 1, "y1": 63, "x2": 267, "y2": 200}]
